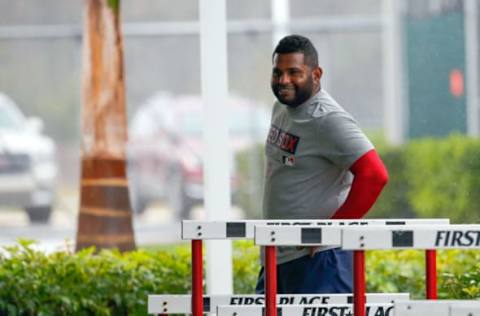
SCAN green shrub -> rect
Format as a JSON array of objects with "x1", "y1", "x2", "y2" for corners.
[
  {"x1": 0, "y1": 240, "x2": 259, "y2": 315},
  {"x1": 437, "y1": 250, "x2": 480, "y2": 299},
  {"x1": 366, "y1": 249, "x2": 425, "y2": 296},
  {"x1": 233, "y1": 241, "x2": 260, "y2": 294},
  {"x1": 405, "y1": 135, "x2": 480, "y2": 223},
  {"x1": 0, "y1": 240, "x2": 191, "y2": 316},
  {"x1": 367, "y1": 249, "x2": 480, "y2": 299},
  {"x1": 375, "y1": 135, "x2": 480, "y2": 222},
  {"x1": 2, "y1": 240, "x2": 480, "y2": 315}
]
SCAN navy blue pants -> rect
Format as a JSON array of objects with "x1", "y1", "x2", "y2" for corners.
[{"x1": 255, "y1": 248, "x2": 353, "y2": 294}]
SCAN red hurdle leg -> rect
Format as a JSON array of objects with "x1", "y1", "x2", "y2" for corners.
[
  {"x1": 265, "y1": 246, "x2": 277, "y2": 316},
  {"x1": 353, "y1": 250, "x2": 366, "y2": 316},
  {"x1": 426, "y1": 249, "x2": 437, "y2": 299},
  {"x1": 192, "y1": 240, "x2": 203, "y2": 316}
]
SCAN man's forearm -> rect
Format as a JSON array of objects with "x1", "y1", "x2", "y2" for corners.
[{"x1": 331, "y1": 149, "x2": 388, "y2": 219}]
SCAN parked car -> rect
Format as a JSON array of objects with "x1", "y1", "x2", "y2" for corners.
[
  {"x1": 127, "y1": 92, "x2": 269, "y2": 218},
  {"x1": 0, "y1": 93, "x2": 57, "y2": 223}
]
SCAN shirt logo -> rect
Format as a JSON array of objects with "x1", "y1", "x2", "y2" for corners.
[
  {"x1": 267, "y1": 124, "x2": 300, "y2": 154},
  {"x1": 282, "y1": 155, "x2": 295, "y2": 166}
]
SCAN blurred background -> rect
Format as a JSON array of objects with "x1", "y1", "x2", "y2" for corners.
[{"x1": 0, "y1": 0, "x2": 478, "y2": 248}]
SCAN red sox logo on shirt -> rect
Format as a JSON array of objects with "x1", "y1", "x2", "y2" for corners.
[{"x1": 267, "y1": 124, "x2": 300, "y2": 154}]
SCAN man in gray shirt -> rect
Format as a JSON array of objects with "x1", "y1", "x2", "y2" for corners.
[{"x1": 256, "y1": 35, "x2": 388, "y2": 294}]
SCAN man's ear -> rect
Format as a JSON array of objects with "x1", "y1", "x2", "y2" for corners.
[{"x1": 313, "y1": 67, "x2": 323, "y2": 84}]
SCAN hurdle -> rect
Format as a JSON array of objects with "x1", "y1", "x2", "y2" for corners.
[
  {"x1": 216, "y1": 303, "x2": 393, "y2": 316},
  {"x1": 181, "y1": 219, "x2": 449, "y2": 240},
  {"x1": 394, "y1": 300, "x2": 480, "y2": 316},
  {"x1": 254, "y1": 220, "x2": 448, "y2": 316},
  {"x1": 255, "y1": 224, "x2": 480, "y2": 316},
  {"x1": 341, "y1": 225, "x2": 480, "y2": 316},
  {"x1": 167, "y1": 218, "x2": 448, "y2": 316},
  {"x1": 148, "y1": 293, "x2": 408, "y2": 314}
]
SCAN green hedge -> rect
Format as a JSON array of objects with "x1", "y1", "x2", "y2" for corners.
[
  {"x1": 367, "y1": 249, "x2": 480, "y2": 299},
  {"x1": 236, "y1": 135, "x2": 480, "y2": 222},
  {"x1": 0, "y1": 240, "x2": 259, "y2": 316},
  {"x1": 369, "y1": 134, "x2": 480, "y2": 223},
  {"x1": 0, "y1": 240, "x2": 191, "y2": 316},
  {"x1": 1, "y1": 240, "x2": 480, "y2": 315}
]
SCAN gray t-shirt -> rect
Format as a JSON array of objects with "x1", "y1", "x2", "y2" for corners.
[{"x1": 262, "y1": 89, "x2": 374, "y2": 264}]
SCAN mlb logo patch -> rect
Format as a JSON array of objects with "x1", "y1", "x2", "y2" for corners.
[{"x1": 282, "y1": 155, "x2": 295, "y2": 166}]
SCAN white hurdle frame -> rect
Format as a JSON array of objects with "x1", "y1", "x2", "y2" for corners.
[
  {"x1": 148, "y1": 293, "x2": 408, "y2": 314},
  {"x1": 216, "y1": 303, "x2": 394, "y2": 316},
  {"x1": 394, "y1": 300, "x2": 480, "y2": 316},
  {"x1": 168, "y1": 219, "x2": 448, "y2": 316},
  {"x1": 255, "y1": 224, "x2": 480, "y2": 316}
]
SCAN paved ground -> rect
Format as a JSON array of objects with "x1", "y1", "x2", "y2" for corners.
[
  {"x1": 0, "y1": 190, "x2": 244, "y2": 252},
  {"x1": 0, "y1": 206, "x2": 180, "y2": 252}
]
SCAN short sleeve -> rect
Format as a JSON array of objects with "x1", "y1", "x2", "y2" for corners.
[{"x1": 316, "y1": 111, "x2": 374, "y2": 168}]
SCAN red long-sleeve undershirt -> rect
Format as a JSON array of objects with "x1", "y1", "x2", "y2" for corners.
[{"x1": 331, "y1": 149, "x2": 388, "y2": 219}]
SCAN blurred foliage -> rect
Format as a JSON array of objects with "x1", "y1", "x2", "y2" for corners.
[
  {"x1": 440, "y1": 250, "x2": 480, "y2": 299},
  {"x1": 370, "y1": 134, "x2": 480, "y2": 223},
  {"x1": 366, "y1": 249, "x2": 425, "y2": 296},
  {"x1": 404, "y1": 135, "x2": 480, "y2": 223},
  {"x1": 107, "y1": 0, "x2": 120, "y2": 11},
  {"x1": 233, "y1": 241, "x2": 261, "y2": 294},
  {"x1": 0, "y1": 240, "x2": 259, "y2": 315},
  {"x1": 367, "y1": 249, "x2": 480, "y2": 300},
  {"x1": 1, "y1": 240, "x2": 480, "y2": 315},
  {"x1": 234, "y1": 143, "x2": 265, "y2": 219},
  {"x1": 0, "y1": 240, "x2": 191, "y2": 316},
  {"x1": 236, "y1": 133, "x2": 480, "y2": 223}
]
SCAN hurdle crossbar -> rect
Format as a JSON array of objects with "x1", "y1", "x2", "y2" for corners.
[
  {"x1": 394, "y1": 300, "x2": 480, "y2": 316},
  {"x1": 341, "y1": 225, "x2": 480, "y2": 250},
  {"x1": 341, "y1": 224, "x2": 480, "y2": 315},
  {"x1": 216, "y1": 303, "x2": 394, "y2": 316},
  {"x1": 182, "y1": 219, "x2": 450, "y2": 240},
  {"x1": 181, "y1": 219, "x2": 449, "y2": 316},
  {"x1": 256, "y1": 223, "x2": 479, "y2": 316},
  {"x1": 147, "y1": 293, "x2": 409, "y2": 314}
]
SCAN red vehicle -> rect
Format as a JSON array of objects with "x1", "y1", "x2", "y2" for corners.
[{"x1": 127, "y1": 92, "x2": 269, "y2": 218}]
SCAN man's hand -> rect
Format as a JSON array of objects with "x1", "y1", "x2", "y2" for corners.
[{"x1": 309, "y1": 247, "x2": 318, "y2": 257}]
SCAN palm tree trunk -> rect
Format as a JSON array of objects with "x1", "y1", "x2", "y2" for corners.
[{"x1": 76, "y1": 0, "x2": 135, "y2": 251}]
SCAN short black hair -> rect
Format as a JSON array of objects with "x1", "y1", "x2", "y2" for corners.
[{"x1": 273, "y1": 34, "x2": 319, "y2": 68}]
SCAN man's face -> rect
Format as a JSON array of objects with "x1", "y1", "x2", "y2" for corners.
[{"x1": 271, "y1": 53, "x2": 320, "y2": 107}]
